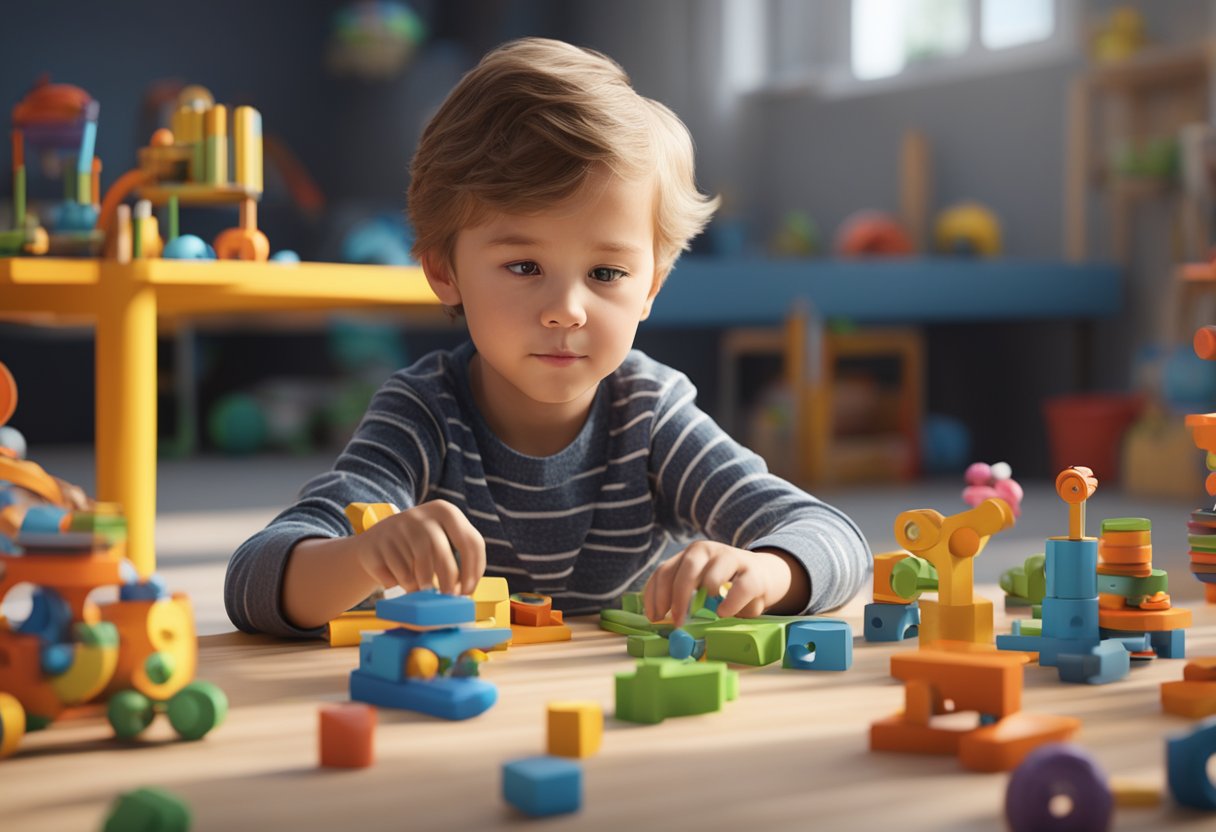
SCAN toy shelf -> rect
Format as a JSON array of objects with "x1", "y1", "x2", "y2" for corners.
[{"x1": 0, "y1": 256, "x2": 435, "y2": 578}]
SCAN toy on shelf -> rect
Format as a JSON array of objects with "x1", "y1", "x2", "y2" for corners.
[
  {"x1": 834, "y1": 210, "x2": 914, "y2": 257},
  {"x1": 962, "y1": 461, "x2": 1023, "y2": 517},
  {"x1": 348, "y1": 590, "x2": 511, "y2": 720},
  {"x1": 2, "y1": 77, "x2": 104, "y2": 256},
  {"x1": 1091, "y1": 6, "x2": 1147, "y2": 64},
  {"x1": 933, "y1": 201, "x2": 1002, "y2": 257},
  {"x1": 869, "y1": 650, "x2": 1079, "y2": 773},
  {"x1": 1161, "y1": 656, "x2": 1216, "y2": 719},
  {"x1": 97, "y1": 85, "x2": 268, "y2": 262},
  {"x1": 0, "y1": 360, "x2": 226, "y2": 757},
  {"x1": 892, "y1": 497, "x2": 1015, "y2": 650},
  {"x1": 1187, "y1": 324, "x2": 1216, "y2": 604}
]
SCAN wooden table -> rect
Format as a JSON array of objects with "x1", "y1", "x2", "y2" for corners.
[
  {"x1": 5, "y1": 595, "x2": 1214, "y2": 831},
  {"x1": 0, "y1": 257, "x2": 436, "y2": 578}
]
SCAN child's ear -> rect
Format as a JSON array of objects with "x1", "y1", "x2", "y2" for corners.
[
  {"x1": 421, "y1": 252, "x2": 463, "y2": 307},
  {"x1": 639, "y1": 267, "x2": 667, "y2": 321}
]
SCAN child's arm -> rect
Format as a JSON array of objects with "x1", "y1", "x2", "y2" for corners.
[{"x1": 281, "y1": 500, "x2": 486, "y2": 629}]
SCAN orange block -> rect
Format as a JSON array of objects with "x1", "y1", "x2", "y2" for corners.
[
  {"x1": 1097, "y1": 563, "x2": 1152, "y2": 578},
  {"x1": 1161, "y1": 680, "x2": 1216, "y2": 719},
  {"x1": 319, "y1": 703, "x2": 375, "y2": 768},
  {"x1": 509, "y1": 621, "x2": 571, "y2": 644},
  {"x1": 1190, "y1": 552, "x2": 1216, "y2": 565},
  {"x1": 1098, "y1": 606, "x2": 1192, "y2": 632},
  {"x1": 1098, "y1": 593, "x2": 1127, "y2": 611},
  {"x1": 890, "y1": 650, "x2": 1025, "y2": 717},
  {"x1": 873, "y1": 551, "x2": 914, "y2": 605},
  {"x1": 957, "y1": 711, "x2": 1081, "y2": 772},
  {"x1": 1184, "y1": 658, "x2": 1216, "y2": 682},
  {"x1": 510, "y1": 593, "x2": 554, "y2": 627},
  {"x1": 1097, "y1": 543, "x2": 1153, "y2": 565},
  {"x1": 1101, "y1": 530, "x2": 1152, "y2": 546},
  {"x1": 1206, "y1": 584, "x2": 1216, "y2": 604}
]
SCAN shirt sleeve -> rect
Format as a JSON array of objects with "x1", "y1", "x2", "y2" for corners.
[
  {"x1": 647, "y1": 370, "x2": 872, "y2": 613},
  {"x1": 223, "y1": 373, "x2": 447, "y2": 637}
]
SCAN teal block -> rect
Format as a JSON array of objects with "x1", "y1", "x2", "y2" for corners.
[
  {"x1": 502, "y1": 755, "x2": 582, "y2": 817},
  {"x1": 1045, "y1": 538, "x2": 1097, "y2": 599},
  {"x1": 1056, "y1": 640, "x2": 1130, "y2": 685},
  {"x1": 783, "y1": 619, "x2": 852, "y2": 671},
  {"x1": 1041, "y1": 597, "x2": 1099, "y2": 640},
  {"x1": 704, "y1": 621, "x2": 784, "y2": 666},
  {"x1": 614, "y1": 658, "x2": 738, "y2": 724},
  {"x1": 1168, "y1": 718, "x2": 1216, "y2": 810},
  {"x1": 376, "y1": 589, "x2": 474, "y2": 626},
  {"x1": 863, "y1": 602, "x2": 919, "y2": 642}
]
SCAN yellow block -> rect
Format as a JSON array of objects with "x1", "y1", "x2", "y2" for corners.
[
  {"x1": 547, "y1": 701, "x2": 603, "y2": 758},
  {"x1": 1109, "y1": 778, "x2": 1163, "y2": 808},
  {"x1": 510, "y1": 623, "x2": 572, "y2": 645},
  {"x1": 327, "y1": 610, "x2": 400, "y2": 647},
  {"x1": 233, "y1": 106, "x2": 263, "y2": 193},
  {"x1": 0, "y1": 691, "x2": 26, "y2": 758},
  {"x1": 345, "y1": 502, "x2": 399, "y2": 534}
]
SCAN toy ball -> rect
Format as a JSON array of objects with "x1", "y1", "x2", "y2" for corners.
[
  {"x1": 163, "y1": 234, "x2": 216, "y2": 260},
  {"x1": 834, "y1": 211, "x2": 914, "y2": 257},
  {"x1": 964, "y1": 461, "x2": 992, "y2": 486},
  {"x1": 270, "y1": 249, "x2": 301, "y2": 263},
  {"x1": 52, "y1": 201, "x2": 99, "y2": 233},
  {"x1": 207, "y1": 393, "x2": 266, "y2": 455},
  {"x1": 0, "y1": 426, "x2": 26, "y2": 460},
  {"x1": 934, "y1": 201, "x2": 1002, "y2": 257},
  {"x1": 1163, "y1": 344, "x2": 1216, "y2": 407},
  {"x1": 922, "y1": 414, "x2": 972, "y2": 475}
]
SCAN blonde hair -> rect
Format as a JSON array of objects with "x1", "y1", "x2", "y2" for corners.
[{"x1": 407, "y1": 37, "x2": 718, "y2": 283}]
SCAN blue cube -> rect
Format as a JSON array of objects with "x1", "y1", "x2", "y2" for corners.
[
  {"x1": 502, "y1": 755, "x2": 582, "y2": 817},
  {"x1": 376, "y1": 589, "x2": 474, "y2": 626},
  {"x1": 784, "y1": 619, "x2": 853, "y2": 670},
  {"x1": 863, "y1": 602, "x2": 919, "y2": 642}
]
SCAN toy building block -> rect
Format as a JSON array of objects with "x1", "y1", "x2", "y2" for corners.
[
  {"x1": 599, "y1": 608, "x2": 659, "y2": 636},
  {"x1": 620, "y1": 592, "x2": 644, "y2": 615},
  {"x1": 319, "y1": 703, "x2": 375, "y2": 768},
  {"x1": 999, "y1": 553, "x2": 1046, "y2": 607},
  {"x1": 615, "y1": 658, "x2": 738, "y2": 724},
  {"x1": 783, "y1": 619, "x2": 852, "y2": 671},
  {"x1": 917, "y1": 596, "x2": 994, "y2": 647},
  {"x1": 704, "y1": 620, "x2": 784, "y2": 666},
  {"x1": 1109, "y1": 778, "x2": 1163, "y2": 808},
  {"x1": 0, "y1": 691, "x2": 25, "y2": 759},
  {"x1": 378, "y1": 590, "x2": 475, "y2": 628},
  {"x1": 872, "y1": 551, "x2": 936, "y2": 605},
  {"x1": 510, "y1": 620, "x2": 572, "y2": 645},
  {"x1": 627, "y1": 633, "x2": 669, "y2": 658},
  {"x1": 510, "y1": 592, "x2": 554, "y2": 626},
  {"x1": 668, "y1": 628, "x2": 697, "y2": 660},
  {"x1": 1167, "y1": 717, "x2": 1216, "y2": 809},
  {"x1": 103, "y1": 787, "x2": 191, "y2": 832},
  {"x1": 863, "y1": 601, "x2": 920, "y2": 642},
  {"x1": 1161, "y1": 658, "x2": 1216, "y2": 718},
  {"x1": 1045, "y1": 538, "x2": 1098, "y2": 600},
  {"x1": 547, "y1": 701, "x2": 603, "y2": 759},
  {"x1": 1056, "y1": 640, "x2": 1131, "y2": 685},
  {"x1": 1004, "y1": 744, "x2": 1113, "y2": 832},
  {"x1": 502, "y1": 755, "x2": 582, "y2": 817},
  {"x1": 472, "y1": 577, "x2": 511, "y2": 630},
  {"x1": 326, "y1": 610, "x2": 401, "y2": 647}
]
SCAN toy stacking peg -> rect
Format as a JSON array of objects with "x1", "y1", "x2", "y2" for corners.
[{"x1": 1056, "y1": 466, "x2": 1098, "y2": 540}]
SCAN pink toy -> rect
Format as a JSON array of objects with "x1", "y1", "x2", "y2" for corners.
[{"x1": 963, "y1": 461, "x2": 1023, "y2": 517}]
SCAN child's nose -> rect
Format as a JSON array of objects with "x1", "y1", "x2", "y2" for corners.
[{"x1": 541, "y1": 286, "x2": 587, "y2": 328}]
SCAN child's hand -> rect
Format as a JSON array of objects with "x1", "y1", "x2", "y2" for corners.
[
  {"x1": 355, "y1": 500, "x2": 486, "y2": 595},
  {"x1": 642, "y1": 541, "x2": 796, "y2": 626}
]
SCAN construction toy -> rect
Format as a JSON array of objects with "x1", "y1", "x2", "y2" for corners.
[
  {"x1": 509, "y1": 592, "x2": 572, "y2": 644},
  {"x1": 349, "y1": 590, "x2": 510, "y2": 720},
  {"x1": 102, "y1": 786, "x2": 191, "y2": 832},
  {"x1": 962, "y1": 460, "x2": 1022, "y2": 516},
  {"x1": 999, "y1": 553, "x2": 1046, "y2": 608},
  {"x1": 667, "y1": 628, "x2": 702, "y2": 660},
  {"x1": 472, "y1": 576, "x2": 510, "y2": 631},
  {"x1": 2, "y1": 78, "x2": 104, "y2": 257},
  {"x1": 614, "y1": 658, "x2": 739, "y2": 725},
  {"x1": 627, "y1": 633, "x2": 668, "y2": 658},
  {"x1": 870, "y1": 650, "x2": 1080, "y2": 772},
  {"x1": 547, "y1": 701, "x2": 602, "y2": 759},
  {"x1": 1168, "y1": 717, "x2": 1216, "y2": 809},
  {"x1": 703, "y1": 620, "x2": 785, "y2": 666},
  {"x1": 1188, "y1": 324, "x2": 1216, "y2": 604},
  {"x1": 996, "y1": 468, "x2": 1160, "y2": 684},
  {"x1": 863, "y1": 550, "x2": 933, "y2": 642},
  {"x1": 0, "y1": 361, "x2": 225, "y2": 756},
  {"x1": 783, "y1": 619, "x2": 853, "y2": 670},
  {"x1": 97, "y1": 85, "x2": 268, "y2": 262},
  {"x1": 890, "y1": 497, "x2": 1015, "y2": 649},
  {"x1": 319, "y1": 702, "x2": 376, "y2": 769},
  {"x1": 1161, "y1": 657, "x2": 1216, "y2": 718},
  {"x1": 502, "y1": 755, "x2": 582, "y2": 817},
  {"x1": 1004, "y1": 744, "x2": 1113, "y2": 832}
]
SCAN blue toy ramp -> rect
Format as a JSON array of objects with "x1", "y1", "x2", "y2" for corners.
[
  {"x1": 375, "y1": 589, "x2": 475, "y2": 626},
  {"x1": 350, "y1": 670, "x2": 497, "y2": 720}
]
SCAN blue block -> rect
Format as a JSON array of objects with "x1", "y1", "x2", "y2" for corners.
[
  {"x1": 1148, "y1": 628, "x2": 1185, "y2": 659},
  {"x1": 1035, "y1": 636, "x2": 1102, "y2": 668},
  {"x1": 996, "y1": 632, "x2": 1043, "y2": 654},
  {"x1": 1097, "y1": 628, "x2": 1155, "y2": 654},
  {"x1": 1056, "y1": 640, "x2": 1130, "y2": 685},
  {"x1": 1040, "y1": 597, "x2": 1099, "y2": 641},
  {"x1": 669, "y1": 629, "x2": 695, "y2": 660},
  {"x1": 350, "y1": 670, "x2": 498, "y2": 719},
  {"x1": 863, "y1": 602, "x2": 919, "y2": 642},
  {"x1": 120, "y1": 573, "x2": 169, "y2": 601},
  {"x1": 502, "y1": 755, "x2": 582, "y2": 817},
  {"x1": 1167, "y1": 718, "x2": 1216, "y2": 810},
  {"x1": 376, "y1": 589, "x2": 475, "y2": 626},
  {"x1": 19, "y1": 505, "x2": 69, "y2": 535},
  {"x1": 16, "y1": 588, "x2": 71, "y2": 644},
  {"x1": 412, "y1": 626, "x2": 513, "y2": 659},
  {"x1": 363, "y1": 629, "x2": 414, "y2": 682},
  {"x1": 784, "y1": 619, "x2": 853, "y2": 671},
  {"x1": 1044, "y1": 538, "x2": 1097, "y2": 600}
]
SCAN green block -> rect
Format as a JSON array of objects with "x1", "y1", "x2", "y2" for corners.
[
  {"x1": 621, "y1": 592, "x2": 644, "y2": 615},
  {"x1": 104, "y1": 787, "x2": 191, "y2": 832},
  {"x1": 1096, "y1": 569, "x2": 1169, "y2": 599},
  {"x1": 599, "y1": 608, "x2": 656, "y2": 636},
  {"x1": 627, "y1": 634, "x2": 669, "y2": 658},
  {"x1": 690, "y1": 587, "x2": 708, "y2": 615},
  {"x1": 704, "y1": 621, "x2": 785, "y2": 666},
  {"x1": 614, "y1": 658, "x2": 738, "y2": 724},
  {"x1": 599, "y1": 620, "x2": 653, "y2": 637},
  {"x1": 891, "y1": 555, "x2": 937, "y2": 600},
  {"x1": 1102, "y1": 517, "x2": 1151, "y2": 533},
  {"x1": 1016, "y1": 618, "x2": 1043, "y2": 637},
  {"x1": 1187, "y1": 535, "x2": 1216, "y2": 553},
  {"x1": 1031, "y1": 604, "x2": 1042, "y2": 619}
]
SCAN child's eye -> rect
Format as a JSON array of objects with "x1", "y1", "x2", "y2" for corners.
[
  {"x1": 505, "y1": 261, "x2": 541, "y2": 276},
  {"x1": 589, "y1": 267, "x2": 627, "y2": 283}
]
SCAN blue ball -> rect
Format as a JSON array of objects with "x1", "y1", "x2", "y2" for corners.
[
  {"x1": 53, "y1": 201, "x2": 99, "y2": 232},
  {"x1": 1163, "y1": 345, "x2": 1216, "y2": 407},
  {"x1": 922, "y1": 413, "x2": 971, "y2": 475},
  {"x1": 270, "y1": 249, "x2": 301, "y2": 263},
  {"x1": 163, "y1": 234, "x2": 216, "y2": 260}
]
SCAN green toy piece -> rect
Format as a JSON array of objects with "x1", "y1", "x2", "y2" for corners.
[
  {"x1": 627, "y1": 634, "x2": 669, "y2": 658},
  {"x1": 621, "y1": 592, "x2": 644, "y2": 615},
  {"x1": 1096, "y1": 569, "x2": 1169, "y2": 600},
  {"x1": 103, "y1": 786, "x2": 191, "y2": 832},
  {"x1": 1101, "y1": 517, "x2": 1151, "y2": 533},
  {"x1": 704, "y1": 621, "x2": 785, "y2": 666},
  {"x1": 615, "y1": 658, "x2": 738, "y2": 724},
  {"x1": 890, "y1": 556, "x2": 938, "y2": 601},
  {"x1": 1000, "y1": 553, "x2": 1046, "y2": 606},
  {"x1": 166, "y1": 681, "x2": 228, "y2": 741},
  {"x1": 108, "y1": 690, "x2": 156, "y2": 740}
]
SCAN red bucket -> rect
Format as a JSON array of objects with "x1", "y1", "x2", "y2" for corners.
[{"x1": 1042, "y1": 393, "x2": 1144, "y2": 483}]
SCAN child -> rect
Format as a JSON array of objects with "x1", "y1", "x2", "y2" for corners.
[{"x1": 224, "y1": 38, "x2": 871, "y2": 637}]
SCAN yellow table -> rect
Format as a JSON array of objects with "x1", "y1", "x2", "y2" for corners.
[{"x1": 0, "y1": 257, "x2": 438, "y2": 577}]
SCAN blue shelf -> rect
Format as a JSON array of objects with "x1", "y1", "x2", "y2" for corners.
[{"x1": 643, "y1": 257, "x2": 1121, "y2": 327}]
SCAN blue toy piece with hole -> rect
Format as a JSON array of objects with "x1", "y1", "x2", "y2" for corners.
[
  {"x1": 1167, "y1": 717, "x2": 1216, "y2": 810},
  {"x1": 863, "y1": 602, "x2": 919, "y2": 642},
  {"x1": 784, "y1": 619, "x2": 852, "y2": 670}
]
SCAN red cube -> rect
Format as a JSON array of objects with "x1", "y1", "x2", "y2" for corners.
[{"x1": 319, "y1": 703, "x2": 376, "y2": 768}]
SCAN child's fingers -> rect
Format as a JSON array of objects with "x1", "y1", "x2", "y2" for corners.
[
  {"x1": 365, "y1": 560, "x2": 397, "y2": 591},
  {"x1": 431, "y1": 502, "x2": 486, "y2": 595},
  {"x1": 668, "y1": 546, "x2": 710, "y2": 626},
  {"x1": 422, "y1": 523, "x2": 460, "y2": 594},
  {"x1": 644, "y1": 559, "x2": 676, "y2": 622},
  {"x1": 383, "y1": 554, "x2": 417, "y2": 593},
  {"x1": 700, "y1": 559, "x2": 736, "y2": 609},
  {"x1": 716, "y1": 568, "x2": 764, "y2": 619},
  {"x1": 409, "y1": 544, "x2": 437, "y2": 592}
]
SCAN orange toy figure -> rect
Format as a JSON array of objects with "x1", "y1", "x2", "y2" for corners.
[
  {"x1": 893, "y1": 497, "x2": 1016, "y2": 649},
  {"x1": 0, "y1": 360, "x2": 226, "y2": 758}
]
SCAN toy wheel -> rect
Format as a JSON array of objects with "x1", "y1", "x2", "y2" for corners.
[
  {"x1": 167, "y1": 681, "x2": 228, "y2": 741},
  {"x1": 1005, "y1": 743, "x2": 1112, "y2": 832},
  {"x1": 0, "y1": 692, "x2": 26, "y2": 758},
  {"x1": 108, "y1": 689, "x2": 156, "y2": 739}
]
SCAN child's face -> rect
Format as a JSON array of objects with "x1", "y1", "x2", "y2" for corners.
[{"x1": 437, "y1": 168, "x2": 659, "y2": 412}]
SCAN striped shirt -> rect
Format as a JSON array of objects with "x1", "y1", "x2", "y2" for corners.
[{"x1": 224, "y1": 341, "x2": 871, "y2": 637}]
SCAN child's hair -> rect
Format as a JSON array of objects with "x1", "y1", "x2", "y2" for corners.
[{"x1": 407, "y1": 37, "x2": 718, "y2": 285}]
